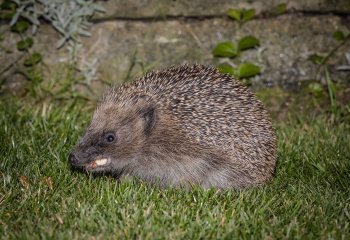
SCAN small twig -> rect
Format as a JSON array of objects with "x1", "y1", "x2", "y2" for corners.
[
  {"x1": 0, "y1": 53, "x2": 25, "y2": 76},
  {"x1": 183, "y1": 24, "x2": 204, "y2": 50}
]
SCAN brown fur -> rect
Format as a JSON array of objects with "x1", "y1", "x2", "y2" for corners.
[{"x1": 69, "y1": 64, "x2": 277, "y2": 189}]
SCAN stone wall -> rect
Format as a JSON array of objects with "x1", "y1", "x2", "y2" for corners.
[
  {"x1": 97, "y1": 0, "x2": 350, "y2": 18},
  {"x1": 1, "y1": 0, "x2": 349, "y2": 95}
]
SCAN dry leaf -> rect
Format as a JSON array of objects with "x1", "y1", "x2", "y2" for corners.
[
  {"x1": 19, "y1": 175, "x2": 30, "y2": 189},
  {"x1": 43, "y1": 176, "x2": 53, "y2": 190},
  {"x1": 56, "y1": 214, "x2": 63, "y2": 224}
]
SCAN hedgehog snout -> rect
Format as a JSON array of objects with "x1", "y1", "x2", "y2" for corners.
[{"x1": 69, "y1": 153, "x2": 79, "y2": 165}]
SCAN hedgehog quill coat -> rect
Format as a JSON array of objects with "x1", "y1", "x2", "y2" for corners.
[{"x1": 69, "y1": 65, "x2": 276, "y2": 189}]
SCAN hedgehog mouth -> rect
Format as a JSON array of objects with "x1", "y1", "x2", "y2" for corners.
[{"x1": 85, "y1": 157, "x2": 110, "y2": 171}]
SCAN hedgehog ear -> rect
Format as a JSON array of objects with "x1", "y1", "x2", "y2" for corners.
[{"x1": 141, "y1": 106, "x2": 156, "y2": 135}]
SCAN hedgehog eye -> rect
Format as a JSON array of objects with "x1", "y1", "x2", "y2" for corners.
[{"x1": 104, "y1": 132, "x2": 116, "y2": 144}]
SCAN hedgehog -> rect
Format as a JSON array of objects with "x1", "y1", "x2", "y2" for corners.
[{"x1": 69, "y1": 64, "x2": 277, "y2": 189}]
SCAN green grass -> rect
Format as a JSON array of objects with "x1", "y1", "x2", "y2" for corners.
[{"x1": 0, "y1": 99, "x2": 349, "y2": 239}]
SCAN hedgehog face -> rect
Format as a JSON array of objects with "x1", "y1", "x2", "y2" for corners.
[{"x1": 69, "y1": 102, "x2": 157, "y2": 176}]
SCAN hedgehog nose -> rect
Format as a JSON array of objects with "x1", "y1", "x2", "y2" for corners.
[{"x1": 69, "y1": 153, "x2": 79, "y2": 165}]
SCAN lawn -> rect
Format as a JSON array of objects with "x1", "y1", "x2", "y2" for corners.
[{"x1": 0, "y1": 98, "x2": 349, "y2": 239}]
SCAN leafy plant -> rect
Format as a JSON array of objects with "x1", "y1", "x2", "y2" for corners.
[
  {"x1": 212, "y1": 34, "x2": 261, "y2": 82},
  {"x1": 308, "y1": 30, "x2": 350, "y2": 118},
  {"x1": 23, "y1": 52, "x2": 42, "y2": 66},
  {"x1": 227, "y1": 8, "x2": 255, "y2": 26},
  {"x1": 309, "y1": 54, "x2": 325, "y2": 65},
  {"x1": 310, "y1": 30, "x2": 350, "y2": 70},
  {"x1": 10, "y1": 19, "x2": 30, "y2": 33},
  {"x1": 17, "y1": 37, "x2": 33, "y2": 51},
  {"x1": 10, "y1": 0, "x2": 105, "y2": 48},
  {"x1": 0, "y1": 0, "x2": 106, "y2": 99},
  {"x1": 307, "y1": 82, "x2": 324, "y2": 98},
  {"x1": 0, "y1": 1, "x2": 43, "y2": 95},
  {"x1": 216, "y1": 61, "x2": 261, "y2": 83},
  {"x1": 213, "y1": 7, "x2": 262, "y2": 83}
]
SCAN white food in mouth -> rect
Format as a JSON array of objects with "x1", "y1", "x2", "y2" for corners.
[{"x1": 95, "y1": 158, "x2": 108, "y2": 166}]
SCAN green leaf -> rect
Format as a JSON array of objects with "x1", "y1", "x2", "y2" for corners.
[
  {"x1": 227, "y1": 9, "x2": 241, "y2": 21},
  {"x1": 274, "y1": 3, "x2": 287, "y2": 16},
  {"x1": 17, "y1": 38, "x2": 33, "y2": 51},
  {"x1": 242, "y1": 9, "x2": 255, "y2": 22},
  {"x1": 217, "y1": 64, "x2": 236, "y2": 76},
  {"x1": 309, "y1": 54, "x2": 325, "y2": 65},
  {"x1": 333, "y1": 31, "x2": 345, "y2": 41},
  {"x1": 11, "y1": 20, "x2": 30, "y2": 33},
  {"x1": 238, "y1": 36, "x2": 260, "y2": 51},
  {"x1": 308, "y1": 82, "x2": 323, "y2": 97},
  {"x1": 236, "y1": 63, "x2": 261, "y2": 78},
  {"x1": 212, "y1": 42, "x2": 237, "y2": 58},
  {"x1": 24, "y1": 52, "x2": 42, "y2": 66}
]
